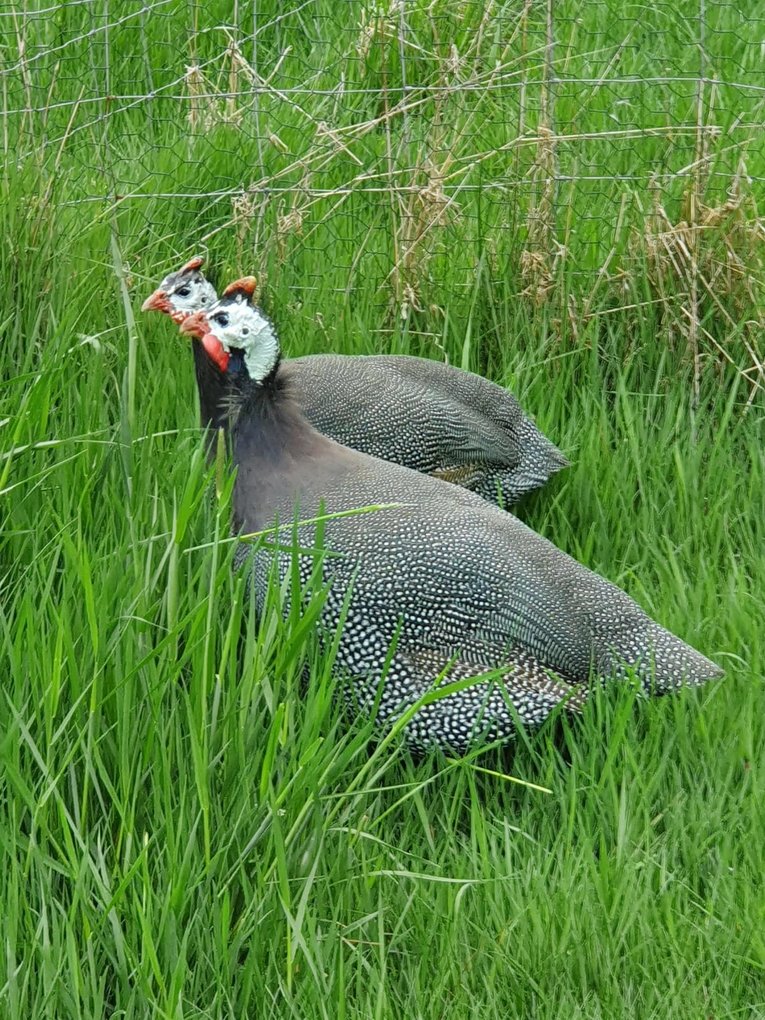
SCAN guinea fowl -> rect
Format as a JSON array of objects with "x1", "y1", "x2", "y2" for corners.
[
  {"x1": 142, "y1": 258, "x2": 567, "y2": 505},
  {"x1": 176, "y1": 280, "x2": 722, "y2": 754}
]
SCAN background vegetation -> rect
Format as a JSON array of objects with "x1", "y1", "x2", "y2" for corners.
[{"x1": 1, "y1": 1, "x2": 763, "y2": 1016}]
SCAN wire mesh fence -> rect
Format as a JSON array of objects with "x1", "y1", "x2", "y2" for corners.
[{"x1": 2, "y1": 0, "x2": 764, "y2": 392}]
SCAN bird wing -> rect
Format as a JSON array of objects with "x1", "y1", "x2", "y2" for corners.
[{"x1": 287, "y1": 355, "x2": 527, "y2": 471}]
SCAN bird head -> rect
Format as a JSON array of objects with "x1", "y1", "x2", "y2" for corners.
[
  {"x1": 141, "y1": 256, "x2": 218, "y2": 323},
  {"x1": 180, "y1": 277, "x2": 281, "y2": 384}
]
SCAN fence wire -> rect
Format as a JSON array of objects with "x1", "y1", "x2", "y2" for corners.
[{"x1": 2, "y1": 0, "x2": 764, "y2": 387}]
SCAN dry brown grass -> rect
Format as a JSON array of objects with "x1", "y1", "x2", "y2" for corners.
[
  {"x1": 633, "y1": 167, "x2": 765, "y2": 403},
  {"x1": 519, "y1": 127, "x2": 564, "y2": 307},
  {"x1": 388, "y1": 157, "x2": 457, "y2": 318},
  {"x1": 185, "y1": 38, "x2": 259, "y2": 131}
]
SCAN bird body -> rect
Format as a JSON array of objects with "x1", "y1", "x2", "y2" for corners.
[
  {"x1": 177, "y1": 284, "x2": 722, "y2": 754},
  {"x1": 285, "y1": 354, "x2": 566, "y2": 504},
  {"x1": 143, "y1": 259, "x2": 567, "y2": 504}
]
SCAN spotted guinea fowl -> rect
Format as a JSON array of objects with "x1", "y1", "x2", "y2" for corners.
[
  {"x1": 176, "y1": 279, "x2": 722, "y2": 754},
  {"x1": 143, "y1": 257, "x2": 567, "y2": 505}
]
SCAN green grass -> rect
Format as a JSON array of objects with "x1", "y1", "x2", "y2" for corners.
[{"x1": 1, "y1": 2, "x2": 764, "y2": 1017}]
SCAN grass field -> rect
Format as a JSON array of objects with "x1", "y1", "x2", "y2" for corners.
[{"x1": 1, "y1": 1, "x2": 764, "y2": 1017}]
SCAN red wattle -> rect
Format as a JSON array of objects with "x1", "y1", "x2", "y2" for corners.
[{"x1": 202, "y1": 333, "x2": 230, "y2": 372}]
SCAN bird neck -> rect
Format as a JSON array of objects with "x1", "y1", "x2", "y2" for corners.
[{"x1": 231, "y1": 360, "x2": 321, "y2": 466}]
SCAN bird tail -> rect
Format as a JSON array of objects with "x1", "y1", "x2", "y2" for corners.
[
  {"x1": 600, "y1": 620, "x2": 723, "y2": 695},
  {"x1": 477, "y1": 417, "x2": 568, "y2": 505}
]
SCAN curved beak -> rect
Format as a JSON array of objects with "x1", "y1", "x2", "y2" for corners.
[
  {"x1": 141, "y1": 289, "x2": 170, "y2": 313},
  {"x1": 179, "y1": 310, "x2": 209, "y2": 339}
]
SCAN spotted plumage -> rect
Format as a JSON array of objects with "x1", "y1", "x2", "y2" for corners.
[
  {"x1": 176, "y1": 283, "x2": 722, "y2": 755},
  {"x1": 143, "y1": 258, "x2": 567, "y2": 505}
]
